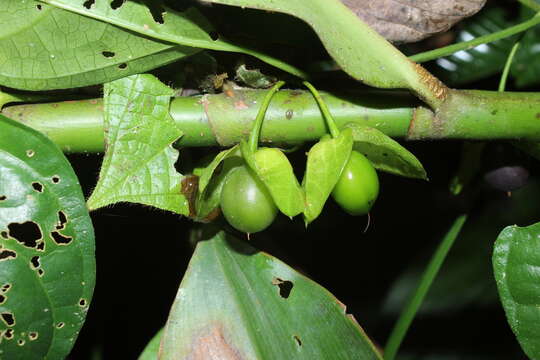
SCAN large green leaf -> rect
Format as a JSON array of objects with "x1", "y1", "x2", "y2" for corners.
[
  {"x1": 160, "y1": 228, "x2": 382, "y2": 360},
  {"x1": 87, "y1": 74, "x2": 188, "y2": 214},
  {"x1": 199, "y1": 0, "x2": 446, "y2": 107},
  {"x1": 40, "y1": 0, "x2": 306, "y2": 78},
  {"x1": 512, "y1": 8, "x2": 540, "y2": 87},
  {"x1": 345, "y1": 123, "x2": 427, "y2": 180},
  {"x1": 0, "y1": 0, "x2": 196, "y2": 91},
  {"x1": 493, "y1": 222, "x2": 540, "y2": 359},
  {"x1": 303, "y1": 129, "x2": 353, "y2": 224},
  {"x1": 0, "y1": 115, "x2": 95, "y2": 359},
  {"x1": 241, "y1": 143, "x2": 305, "y2": 218}
]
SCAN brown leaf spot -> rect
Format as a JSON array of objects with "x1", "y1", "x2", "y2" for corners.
[
  {"x1": 414, "y1": 63, "x2": 448, "y2": 100},
  {"x1": 181, "y1": 175, "x2": 199, "y2": 218},
  {"x1": 188, "y1": 325, "x2": 243, "y2": 360},
  {"x1": 234, "y1": 101, "x2": 248, "y2": 110}
]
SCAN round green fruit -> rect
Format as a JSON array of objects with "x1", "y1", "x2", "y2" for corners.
[
  {"x1": 220, "y1": 165, "x2": 278, "y2": 234},
  {"x1": 332, "y1": 151, "x2": 379, "y2": 215}
]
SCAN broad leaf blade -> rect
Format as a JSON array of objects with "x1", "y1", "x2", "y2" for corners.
[
  {"x1": 303, "y1": 129, "x2": 353, "y2": 224},
  {"x1": 0, "y1": 115, "x2": 95, "y2": 359},
  {"x1": 139, "y1": 328, "x2": 163, "y2": 360},
  {"x1": 493, "y1": 222, "x2": 540, "y2": 359},
  {"x1": 160, "y1": 229, "x2": 382, "y2": 360},
  {"x1": 0, "y1": 1, "x2": 196, "y2": 90},
  {"x1": 40, "y1": 0, "x2": 306, "y2": 78},
  {"x1": 87, "y1": 74, "x2": 188, "y2": 214},
  {"x1": 345, "y1": 123, "x2": 427, "y2": 180},
  {"x1": 241, "y1": 144, "x2": 304, "y2": 218}
]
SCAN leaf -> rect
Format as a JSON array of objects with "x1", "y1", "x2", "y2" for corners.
[
  {"x1": 235, "y1": 64, "x2": 277, "y2": 89},
  {"x1": 303, "y1": 129, "x2": 353, "y2": 224},
  {"x1": 87, "y1": 74, "x2": 188, "y2": 214},
  {"x1": 0, "y1": 114, "x2": 95, "y2": 359},
  {"x1": 512, "y1": 8, "x2": 540, "y2": 87},
  {"x1": 199, "y1": 0, "x2": 446, "y2": 106},
  {"x1": 40, "y1": 0, "x2": 307, "y2": 78},
  {"x1": 341, "y1": 0, "x2": 485, "y2": 43},
  {"x1": 493, "y1": 222, "x2": 540, "y2": 359},
  {"x1": 138, "y1": 328, "x2": 163, "y2": 360},
  {"x1": 194, "y1": 146, "x2": 242, "y2": 221},
  {"x1": 241, "y1": 143, "x2": 305, "y2": 217},
  {"x1": 160, "y1": 228, "x2": 382, "y2": 360},
  {"x1": 344, "y1": 123, "x2": 427, "y2": 180},
  {"x1": 0, "y1": 0, "x2": 197, "y2": 91}
]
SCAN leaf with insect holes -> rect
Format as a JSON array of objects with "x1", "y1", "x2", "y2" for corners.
[
  {"x1": 40, "y1": 0, "x2": 306, "y2": 78},
  {"x1": 0, "y1": 0, "x2": 197, "y2": 90},
  {"x1": 303, "y1": 128, "x2": 353, "y2": 224},
  {"x1": 87, "y1": 74, "x2": 188, "y2": 214},
  {"x1": 345, "y1": 123, "x2": 427, "y2": 180},
  {"x1": 0, "y1": 114, "x2": 95, "y2": 359},
  {"x1": 160, "y1": 228, "x2": 382, "y2": 359},
  {"x1": 240, "y1": 142, "x2": 305, "y2": 217},
  {"x1": 493, "y1": 222, "x2": 540, "y2": 359}
]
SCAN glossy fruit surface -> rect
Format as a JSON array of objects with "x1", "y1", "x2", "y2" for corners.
[
  {"x1": 332, "y1": 151, "x2": 379, "y2": 215},
  {"x1": 220, "y1": 165, "x2": 278, "y2": 233}
]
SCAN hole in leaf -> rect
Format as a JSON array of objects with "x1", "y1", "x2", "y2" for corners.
[
  {"x1": 30, "y1": 256, "x2": 40, "y2": 269},
  {"x1": 83, "y1": 0, "x2": 95, "y2": 9},
  {"x1": 293, "y1": 335, "x2": 302, "y2": 346},
  {"x1": 118, "y1": 63, "x2": 127, "y2": 70},
  {"x1": 110, "y1": 0, "x2": 124, "y2": 10},
  {"x1": 0, "y1": 294, "x2": 5, "y2": 304},
  {"x1": 272, "y1": 278, "x2": 293, "y2": 299},
  {"x1": 0, "y1": 231, "x2": 7, "y2": 238},
  {"x1": 0, "y1": 250, "x2": 16, "y2": 261},
  {"x1": 36, "y1": 241, "x2": 45, "y2": 251},
  {"x1": 56, "y1": 211, "x2": 68, "y2": 230},
  {"x1": 4, "y1": 328, "x2": 14, "y2": 339},
  {"x1": 0, "y1": 195, "x2": 6, "y2": 201},
  {"x1": 26, "y1": 149, "x2": 35, "y2": 157},
  {"x1": 56, "y1": 322, "x2": 65, "y2": 329},
  {"x1": 31, "y1": 182, "x2": 43, "y2": 193},
  {"x1": 79, "y1": 298, "x2": 87, "y2": 307},
  {"x1": 1, "y1": 312, "x2": 15, "y2": 326},
  {"x1": 28, "y1": 332, "x2": 38, "y2": 341},
  {"x1": 1, "y1": 284, "x2": 11, "y2": 292},
  {"x1": 51, "y1": 175, "x2": 60, "y2": 184},
  {"x1": 51, "y1": 231, "x2": 73, "y2": 245},
  {"x1": 8, "y1": 222, "x2": 42, "y2": 248},
  {"x1": 102, "y1": 51, "x2": 115, "y2": 58},
  {"x1": 17, "y1": 339, "x2": 25, "y2": 346},
  {"x1": 209, "y1": 31, "x2": 219, "y2": 41},
  {"x1": 38, "y1": 269, "x2": 44, "y2": 277},
  {"x1": 36, "y1": 4, "x2": 42, "y2": 10}
]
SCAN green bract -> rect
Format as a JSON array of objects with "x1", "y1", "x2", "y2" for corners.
[
  {"x1": 220, "y1": 165, "x2": 278, "y2": 234},
  {"x1": 332, "y1": 151, "x2": 379, "y2": 215}
]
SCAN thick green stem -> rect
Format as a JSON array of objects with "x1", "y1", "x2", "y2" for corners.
[
  {"x1": 248, "y1": 81, "x2": 285, "y2": 152},
  {"x1": 3, "y1": 89, "x2": 540, "y2": 153}
]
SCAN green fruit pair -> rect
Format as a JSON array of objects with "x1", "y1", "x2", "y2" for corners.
[{"x1": 332, "y1": 151, "x2": 379, "y2": 215}]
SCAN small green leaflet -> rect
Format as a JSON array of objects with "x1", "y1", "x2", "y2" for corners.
[
  {"x1": 87, "y1": 75, "x2": 188, "y2": 215},
  {"x1": 241, "y1": 142, "x2": 304, "y2": 218},
  {"x1": 345, "y1": 123, "x2": 427, "y2": 180},
  {"x1": 138, "y1": 328, "x2": 163, "y2": 360},
  {"x1": 160, "y1": 228, "x2": 382, "y2": 359},
  {"x1": 303, "y1": 129, "x2": 353, "y2": 224},
  {"x1": 493, "y1": 222, "x2": 540, "y2": 359},
  {"x1": 0, "y1": 0, "x2": 196, "y2": 90},
  {"x1": 0, "y1": 115, "x2": 95, "y2": 359},
  {"x1": 194, "y1": 146, "x2": 242, "y2": 221}
]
